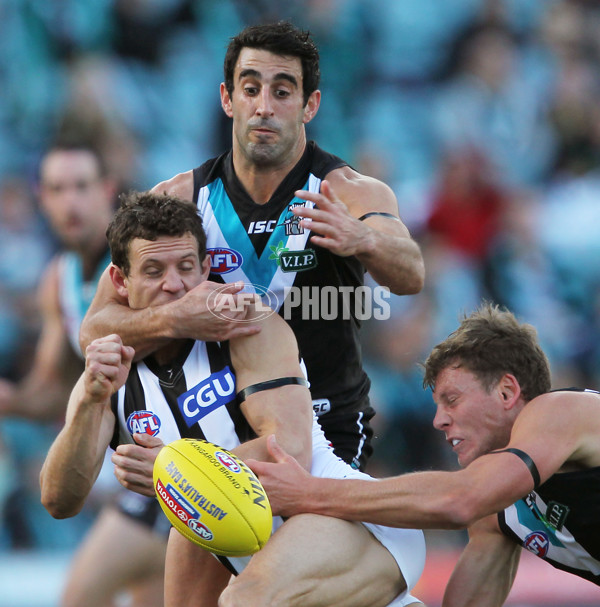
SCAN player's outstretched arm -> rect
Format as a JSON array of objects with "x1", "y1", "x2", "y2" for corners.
[
  {"x1": 40, "y1": 334, "x2": 133, "y2": 518},
  {"x1": 249, "y1": 438, "x2": 535, "y2": 527},
  {"x1": 293, "y1": 173, "x2": 425, "y2": 295},
  {"x1": 250, "y1": 391, "x2": 600, "y2": 527},
  {"x1": 442, "y1": 516, "x2": 520, "y2": 607}
]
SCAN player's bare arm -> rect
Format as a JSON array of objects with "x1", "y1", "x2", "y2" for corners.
[
  {"x1": 228, "y1": 309, "x2": 313, "y2": 471},
  {"x1": 293, "y1": 168, "x2": 425, "y2": 295},
  {"x1": 442, "y1": 515, "x2": 520, "y2": 607},
  {"x1": 80, "y1": 266, "x2": 259, "y2": 358},
  {"x1": 40, "y1": 334, "x2": 134, "y2": 518},
  {"x1": 149, "y1": 169, "x2": 195, "y2": 201},
  {"x1": 250, "y1": 390, "x2": 600, "y2": 527},
  {"x1": 0, "y1": 260, "x2": 82, "y2": 420}
]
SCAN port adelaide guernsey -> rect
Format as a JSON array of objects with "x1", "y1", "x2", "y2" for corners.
[{"x1": 191, "y1": 141, "x2": 374, "y2": 464}]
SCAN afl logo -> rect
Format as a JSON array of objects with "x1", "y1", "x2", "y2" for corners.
[
  {"x1": 208, "y1": 248, "x2": 243, "y2": 274},
  {"x1": 127, "y1": 410, "x2": 161, "y2": 436},
  {"x1": 188, "y1": 519, "x2": 213, "y2": 540},
  {"x1": 524, "y1": 531, "x2": 550, "y2": 557},
  {"x1": 216, "y1": 450, "x2": 241, "y2": 473}
]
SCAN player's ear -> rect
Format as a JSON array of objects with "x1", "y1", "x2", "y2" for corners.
[
  {"x1": 109, "y1": 263, "x2": 129, "y2": 300},
  {"x1": 220, "y1": 82, "x2": 233, "y2": 118},
  {"x1": 302, "y1": 89, "x2": 320, "y2": 124},
  {"x1": 200, "y1": 254, "x2": 211, "y2": 281},
  {"x1": 498, "y1": 373, "x2": 521, "y2": 410}
]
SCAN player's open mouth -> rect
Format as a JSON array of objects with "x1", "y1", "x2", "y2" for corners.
[{"x1": 450, "y1": 439, "x2": 462, "y2": 448}]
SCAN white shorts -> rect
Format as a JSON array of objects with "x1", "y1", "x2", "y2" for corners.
[
  {"x1": 227, "y1": 424, "x2": 426, "y2": 606},
  {"x1": 311, "y1": 440, "x2": 426, "y2": 598}
]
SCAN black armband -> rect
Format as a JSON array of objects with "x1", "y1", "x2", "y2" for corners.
[
  {"x1": 358, "y1": 211, "x2": 400, "y2": 222},
  {"x1": 491, "y1": 448, "x2": 541, "y2": 488},
  {"x1": 237, "y1": 377, "x2": 309, "y2": 404}
]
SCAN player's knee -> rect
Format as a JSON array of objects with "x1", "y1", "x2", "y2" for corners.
[{"x1": 218, "y1": 575, "x2": 268, "y2": 607}]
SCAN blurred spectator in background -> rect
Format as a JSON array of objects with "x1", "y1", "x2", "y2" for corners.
[
  {"x1": 0, "y1": 177, "x2": 55, "y2": 379},
  {"x1": 425, "y1": 145, "x2": 505, "y2": 263},
  {"x1": 0, "y1": 139, "x2": 171, "y2": 607},
  {"x1": 433, "y1": 20, "x2": 556, "y2": 187}
]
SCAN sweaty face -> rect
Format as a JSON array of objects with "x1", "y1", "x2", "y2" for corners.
[
  {"x1": 39, "y1": 150, "x2": 113, "y2": 250},
  {"x1": 122, "y1": 234, "x2": 204, "y2": 309},
  {"x1": 226, "y1": 48, "x2": 312, "y2": 169},
  {"x1": 432, "y1": 365, "x2": 513, "y2": 467}
]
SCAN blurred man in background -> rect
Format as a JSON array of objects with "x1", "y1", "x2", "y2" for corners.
[{"x1": 0, "y1": 141, "x2": 168, "y2": 607}]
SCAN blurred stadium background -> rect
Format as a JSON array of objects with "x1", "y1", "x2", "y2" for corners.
[{"x1": 0, "y1": 0, "x2": 599, "y2": 605}]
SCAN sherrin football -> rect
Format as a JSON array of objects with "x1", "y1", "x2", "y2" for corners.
[{"x1": 153, "y1": 438, "x2": 272, "y2": 556}]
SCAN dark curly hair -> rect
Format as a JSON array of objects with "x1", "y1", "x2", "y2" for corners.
[
  {"x1": 107, "y1": 191, "x2": 206, "y2": 276},
  {"x1": 423, "y1": 302, "x2": 551, "y2": 402},
  {"x1": 224, "y1": 21, "x2": 320, "y2": 106}
]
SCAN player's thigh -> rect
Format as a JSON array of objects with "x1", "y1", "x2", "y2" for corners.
[
  {"x1": 62, "y1": 506, "x2": 167, "y2": 607},
  {"x1": 220, "y1": 513, "x2": 406, "y2": 607},
  {"x1": 165, "y1": 527, "x2": 232, "y2": 607}
]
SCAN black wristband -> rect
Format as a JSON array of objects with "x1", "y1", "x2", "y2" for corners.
[{"x1": 237, "y1": 377, "x2": 309, "y2": 403}]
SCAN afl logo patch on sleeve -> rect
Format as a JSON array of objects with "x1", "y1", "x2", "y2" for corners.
[
  {"x1": 127, "y1": 410, "x2": 161, "y2": 436},
  {"x1": 208, "y1": 248, "x2": 243, "y2": 274},
  {"x1": 524, "y1": 531, "x2": 550, "y2": 557}
]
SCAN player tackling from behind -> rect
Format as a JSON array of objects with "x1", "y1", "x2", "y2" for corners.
[
  {"x1": 40, "y1": 191, "x2": 426, "y2": 607},
  {"x1": 250, "y1": 303, "x2": 600, "y2": 603}
]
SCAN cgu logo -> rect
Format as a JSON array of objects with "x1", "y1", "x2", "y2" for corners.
[
  {"x1": 127, "y1": 410, "x2": 161, "y2": 436},
  {"x1": 208, "y1": 248, "x2": 243, "y2": 274},
  {"x1": 177, "y1": 367, "x2": 236, "y2": 427}
]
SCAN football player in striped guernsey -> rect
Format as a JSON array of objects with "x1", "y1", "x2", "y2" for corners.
[{"x1": 41, "y1": 191, "x2": 427, "y2": 607}]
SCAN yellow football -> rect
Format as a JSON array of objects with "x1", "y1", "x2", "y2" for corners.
[{"x1": 153, "y1": 438, "x2": 272, "y2": 556}]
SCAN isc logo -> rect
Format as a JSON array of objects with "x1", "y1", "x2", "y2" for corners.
[
  {"x1": 208, "y1": 248, "x2": 243, "y2": 274},
  {"x1": 247, "y1": 220, "x2": 276, "y2": 234},
  {"x1": 127, "y1": 410, "x2": 161, "y2": 436}
]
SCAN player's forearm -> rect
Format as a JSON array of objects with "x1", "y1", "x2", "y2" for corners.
[
  {"x1": 442, "y1": 527, "x2": 520, "y2": 607},
  {"x1": 80, "y1": 301, "x2": 174, "y2": 359},
  {"x1": 2, "y1": 376, "x2": 72, "y2": 421},
  {"x1": 301, "y1": 472, "x2": 472, "y2": 529},
  {"x1": 40, "y1": 382, "x2": 108, "y2": 517},
  {"x1": 235, "y1": 430, "x2": 311, "y2": 472},
  {"x1": 356, "y1": 231, "x2": 424, "y2": 295}
]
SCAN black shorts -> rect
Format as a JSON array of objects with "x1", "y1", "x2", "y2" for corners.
[
  {"x1": 314, "y1": 394, "x2": 375, "y2": 472},
  {"x1": 114, "y1": 490, "x2": 172, "y2": 538}
]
